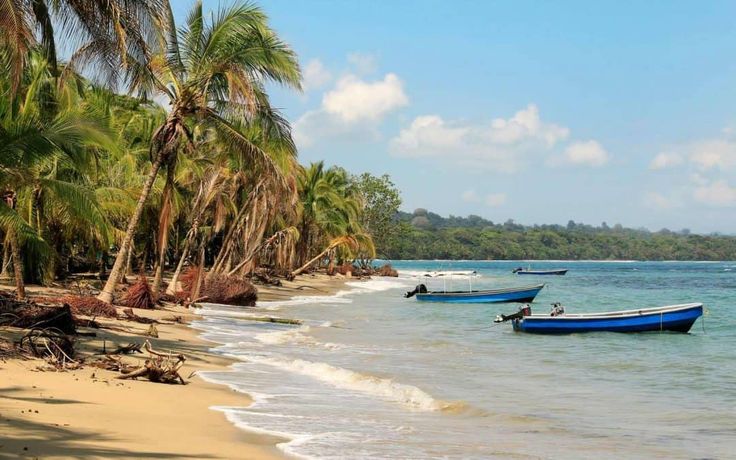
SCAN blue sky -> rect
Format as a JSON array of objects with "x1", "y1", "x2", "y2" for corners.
[{"x1": 175, "y1": 1, "x2": 736, "y2": 233}]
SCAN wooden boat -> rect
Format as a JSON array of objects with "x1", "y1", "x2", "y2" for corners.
[
  {"x1": 513, "y1": 268, "x2": 568, "y2": 276},
  {"x1": 495, "y1": 303, "x2": 704, "y2": 333},
  {"x1": 404, "y1": 283, "x2": 544, "y2": 304}
]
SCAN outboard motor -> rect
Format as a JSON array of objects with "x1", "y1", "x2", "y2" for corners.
[
  {"x1": 404, "y1": 284, "x2": 428, "y2": 298},
  {"x1": 550, "y1": 302, "x2": 565, "y2": 317},
  {"x1": 512, "y1": 267, "x2": 523, "y2": 273},
  {"x1": 494, "y1": 304, "x2": 532, "y2": 322}
]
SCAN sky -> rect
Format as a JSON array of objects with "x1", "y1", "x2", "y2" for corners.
[{"x1": 174, "y1": 1, "x2": 736, "y2": 233}]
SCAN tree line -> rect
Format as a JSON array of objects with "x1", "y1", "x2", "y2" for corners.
[{"x1": 377, "y1": 209, "x2": 736, "y2": 261}]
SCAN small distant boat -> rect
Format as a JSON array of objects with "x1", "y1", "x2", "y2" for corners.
[
  {"x1": 494, "y1": 303, "x2": 704, "y2": 334},
  {"x1": 513, "y1": 267, "x2": 568, "y2": 276},
  {"x1": 420, "y1": 270, "x2": 477, "y2": 277},
  {"x1": 404, "y1": 283, "x2": 544, "y2": 304}
]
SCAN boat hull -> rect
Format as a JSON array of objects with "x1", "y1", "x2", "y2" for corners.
[
  {"x1": 516, "y1": 269, "x2": 568, "y2": 276},
  {"x1": 416, "y1": 284, "x2": 544, "y2": 304},
  {"x1": 512, "y1": 304, "x2": 703, "y2": 334}
]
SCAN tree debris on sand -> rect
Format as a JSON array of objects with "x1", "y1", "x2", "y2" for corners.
[
  {"x1": 376, "y1": 264, "x2": 399, "y2": 277},
  {"x1": 200, "y1": 274, "x2": 258, "y2": 306},
  {"x1": 35, "y1": 295, "x2": 118, "y2": 318},
  {"x1": 123, "y1": 275, "x2": 156, "y2": 309},
  {"x1": 122, "y1": 308, "x2": 158, "y2": 324},
  {"x1": 115, "y1": 340, "x2": 187, "y2": 384}
]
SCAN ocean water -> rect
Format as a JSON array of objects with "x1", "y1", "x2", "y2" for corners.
[{"x1": 192, "y1": 261, "x2": 736, "y2": 459}]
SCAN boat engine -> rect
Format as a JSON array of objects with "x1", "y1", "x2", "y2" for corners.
[
  {"x1": 404, "y1": 284, "x2": 428, "y2": 298},
  {"x1": 494, "y1": 304, "x2": 532, "y2": 322},
  {"x1": 550, "y1": 302, "x2": 565, "y2": 316}
]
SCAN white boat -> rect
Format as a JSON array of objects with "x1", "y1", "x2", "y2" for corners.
[{"x1": 420, "y1": 270, "x2": 477, "y2": 278}]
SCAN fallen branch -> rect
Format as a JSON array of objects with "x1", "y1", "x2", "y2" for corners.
[{"x1": 122, "y1": 308, "x2": 158, "y2": 324}]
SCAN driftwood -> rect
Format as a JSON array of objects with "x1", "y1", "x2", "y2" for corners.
[
  {"x1": 3, "y1": 305, "x2": 77, "y2": 335},
  {"x1": 18, "y1": 328, "x2": 76, "y2": 366},
  {"x1": 122, "y1": 308, "x2": 158, "y2": 324},
  {"x1": 108, "y1": 343, "x2": 143, "y2": 355},
  {"x1": 116, "y1": 340, "x2": 186, "y2": 384}
]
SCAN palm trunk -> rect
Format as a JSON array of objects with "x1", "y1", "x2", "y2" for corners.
[
  {"x1": 190, "y1": 245, "x2": 206, "y2": 303},
  {"x1": 9, "y1": 231, "x2": 25, "y2": 300},
  {"x1": 98, "y1": 154, "x2": 164, "y2": 303},
  {"x1": 166, "y1": 240, "x2": 189, "y2": 295},
  {"x1": 152, "y1": 167, "x2": 175, "y2": 294},
  {"x1": 120, "y1": 237, "x2": 134, "y2": 283},
  {"x1": 0, "y1": 236, "x2": 11, "y2": 279},
  {"x1": 292, "y1": 241, "x2": 339, "y2": 277}
]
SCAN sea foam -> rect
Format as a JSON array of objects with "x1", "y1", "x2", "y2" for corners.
[{"x1": 245, "y1": 355, "x2": 463, "y2": 413}]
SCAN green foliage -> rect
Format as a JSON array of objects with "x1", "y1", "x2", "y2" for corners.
[
  {"x1": 380, "y1": 214, "x2": 736, "y2": 261},
  {"x1": 348, "y1": 173, "x2": 401, "y2": 256}
]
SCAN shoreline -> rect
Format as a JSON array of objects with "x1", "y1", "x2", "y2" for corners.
[{"x1": 0, "y1": 273, "x2": 351, "y2": 459}]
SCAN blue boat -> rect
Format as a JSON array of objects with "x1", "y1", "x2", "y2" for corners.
[
  {"x1": 513, "y1": 268, "x2": 568, "y2": 275},
  {"x1": 495, "y1": 303, "x2": 704, "y2": 333},
  {"x1": 404, "y1": 283, "x2": 545, "y2": 304}
]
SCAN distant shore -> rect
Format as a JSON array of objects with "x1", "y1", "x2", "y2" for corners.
[{"x1": 0, "y1": 273, "x2": 348, "y2": 459}]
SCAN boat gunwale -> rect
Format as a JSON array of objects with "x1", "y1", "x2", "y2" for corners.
[
  {"x1": 522, "y1": 303, "x2": 703, "y2": 320},
  {"x1": 416, "y1": 284, "x2": 545, "y2": 297}
]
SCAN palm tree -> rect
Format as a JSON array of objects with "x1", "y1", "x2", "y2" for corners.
[
  {"x1": 0, "y1": 0, "x2": 162, "y2": 93},
  {"x1": 0, "y1": 54, "x2": 116, "y2": 298},
  {"x1": 97, "y1": 1, "x2": 301, "y2": 303}
]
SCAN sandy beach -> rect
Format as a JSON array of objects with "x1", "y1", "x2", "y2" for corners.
[{"x1": 0, "y1": 274, "x2": 348, "y2": 459}]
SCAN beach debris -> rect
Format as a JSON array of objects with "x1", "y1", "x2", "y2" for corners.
[
  {"x1": 122, "y1": 308, "x2": 158, "y2": 324},
  {"x1": 18, "y1": 328, "x2": 76, "y2": 366},
  {"x1": 252, "y1": 268, "x2": 282, "y2": 286},
  {"x1": 108, "y1": 343, "x2": 144, "y2": 355},
  {"x1": 145, "y1": 324, "x2": 159, "y2": 338},
  {"x1": 116, "y1": 340, "x2": 187, "y2": 385},
  {"x1": 376, "y1": 264, "x2": 399, "y2": 277},
  {"x1": 122, "y1": 275, "x2": 156, "y2": 309},
  {"x1": 24, "y1": 295, "x2": 117, "y2": 319},
  {"x1": 200, "y1": 275, "x2": 257, "y2": 306},
  {"x1": 3, "y1": 305, "x2": 77, "y2": 335},
  {"x1": 230, "y1": 315, "x2": 302, "y2": 325}
]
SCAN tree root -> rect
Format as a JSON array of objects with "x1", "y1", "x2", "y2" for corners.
[{"x1": 115, "y1": 340, "x2": 187, "y2": 384}]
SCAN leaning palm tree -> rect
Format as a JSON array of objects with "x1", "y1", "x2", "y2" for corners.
[
  {"x1": 0, "y1": 0, "x2": 162, "y2": 93},
  {"x1": 97, "y1": 1, "x2": 301, "y2": 303}
]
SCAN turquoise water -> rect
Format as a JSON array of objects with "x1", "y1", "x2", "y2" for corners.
[{"x1": 193, "y1": 261, "x2": 736, "y2": 459}]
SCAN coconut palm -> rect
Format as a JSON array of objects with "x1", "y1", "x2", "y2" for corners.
[
  {"x1": 0, "y1": 0, "x2": 162, "y2": 94},
  {"x1": 0, "y1": 54, "x2": 116, "y2": 298},
  {"x1": 97, "y1": 1, "x2": 301, "y2": 303}
]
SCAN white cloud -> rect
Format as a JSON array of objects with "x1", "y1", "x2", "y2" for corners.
[
  {"x1": 555, "y1": 140, "x2": 609, "y2": 167},
  {"x1": 390, "y1": 105, "x2": 571, "y2": 173},
  {"x1": 689, "y1": 140, "x2": 736, "y2": 170},
  {"x1": 323, "y1": 73, "x2": 408, "y2": 122},
  {"x1": 294, "y1": 73, "x2": 408, "y2": 147},
  {"x1": 693, "y1": 180, "x2": 736, "y2": 207},
  {"x1": 461, "y1": 190, "x2": 480, "y2": 202},
  {"x1": 302, "y1": 59, "x2": 332, "y2": 91},
  {"x1": 347, "y1": 52, "x2": 378, "y2": 74},
  {"x1": 650, "y1": 152, "x2": 683, "y2": 170},
  {"x1": 488, "y1": 104, "x2": 569, "y2": 146},
  {"x1": 643, "y1": 192, "x2": 679, "y2": 209},
  {"x1": 485, "y1": 193, "x2": 507, "y2": 207}
]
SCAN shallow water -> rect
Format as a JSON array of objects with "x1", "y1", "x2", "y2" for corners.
[{"x1": 193, "y1": 261, "x2": 736, "y2": 459}]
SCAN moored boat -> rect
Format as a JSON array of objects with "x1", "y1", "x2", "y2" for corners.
[
  {"x1": 404, "y1": 283, "x2": 544, "y2": 304},
  {"x1": 513, "y1": 268, "x2": 568, "y2": 275},
  {"x1": 420, "y1": 270, "x2": 477, "y2": 277},
  {"x1": 495, "y1": 303, "x2": 704, "y2": 333}
]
